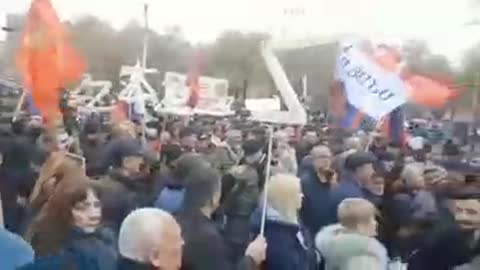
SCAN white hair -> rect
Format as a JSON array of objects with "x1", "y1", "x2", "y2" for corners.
[
  {"x1": 401, "y1": 163, "x2": 424, "y2": 188},
  {"x1": 118, "y1": 208, "x2": 176, "y2": 262},
  {"x1": 344, "y1": 137, "x2": 361, "y2": 151}
]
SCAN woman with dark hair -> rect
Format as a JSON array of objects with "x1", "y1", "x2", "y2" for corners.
[
  {"x1": 29, "y1": 152, "x2": 85, "y2": 209},
  {"x1": 18, "y1": 152, "x2": 85, "y2": 235},
  {"x1": 22, "y1": 178, "x2": 117, "y2": 270},
  {"x1": 174, "y1": 154, "x2": 266, "y2": 270}
]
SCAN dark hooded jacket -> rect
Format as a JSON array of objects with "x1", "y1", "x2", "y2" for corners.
[
  {"x1": 93, "y1": 137, "x2": 142, "y2": 175},
  {"x1": 406, "y1": 223, "x2": 480, "y2": 270},
  {"x1": 94, "y1": 171, "x2": 151, "y2": 233},
  {"x1": 176, "y1": 209, "x2": 256, "y2": 270}
]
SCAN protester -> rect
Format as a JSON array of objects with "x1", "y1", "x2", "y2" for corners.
[
  {"x1": 300, "y1": 145, "x2": 337, "y2": 235},
  {"x1": 0, "y1": 227, "x2": 34, "y2": 270},
  {"x1": 221, "y1": 139, "x2": 263, "y2": 260},
  {"x1": 174, "y1": 154, "x2": 266, "y2": 270},
  {"x1": 94, "y1": 121, "x2": 140, "y2": 174},
  {"x1": 21, "y1": 152, "x2": 86, "y2": 235},
  {"x1": 443, "y1": 139, "x2": 462, "y2": 158},
  {"x1": 0, "y1": 123, "x2": 37, "y2": 232},
  {"x1": 332, "y1": 136, "x2": 361, "y2": 172},
  {"x1": 153, "y1": 145, "x2": 185, "y2": 214},
  {"x1": 272, "y1": 130, "x2": 298, "y2": 175},
  {"x1": 328, "y1": 152, "x2": 377, "y2": 222},
  {"x1": 1, "y1": 87, "x2": 480, "y2": 270},
  {"x1": 390, "y1": 164, "x2": 438, "y2": 228},
  {"x1": 209, "y1": 128, "x2": 244, "y2": 174},
  {"x1": 117, "y1": 208, "x2": 184, "y2": 270},
  {"x1": 179, "y1": 127, "x2": 197, "y2": 153},
  {"x1": 296, "y1": 130, "x2": 318, "y2": 165},
  {"x1": 94, "y1": 141, "x2": 152, "y2": 233},
  {"x1": 23, "y1": 178, "x2": 117, "y2": 270},
  {"x1": 316, "y1": 198, "x2": 388, "y2": 270},
  {"x1": 154, "y1": 184, "x2": 185, "y2": 215},
  {"x1": 81, "y1": 115, "x2": 104, "y2": 174},
  {"x1": 251, "y1": 174, "x2": 318, "y2": 270},
  {"x1": 405, "y1": 200, "x2": 480, "y2": 270}
]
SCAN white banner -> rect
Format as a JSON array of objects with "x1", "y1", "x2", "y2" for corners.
[
  {"x1": 335, "y1": 45, "x2": 408, "y2": 120},
  {"x1": 161, "y1": 72, "x2": 233, "y2": 115},
  {"x1": 245, "y1": 96, "x2": 281, "y2": 112}
]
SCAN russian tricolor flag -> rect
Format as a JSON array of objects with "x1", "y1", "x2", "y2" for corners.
[{"x1": 330, "y1": 80, "x2": 405, "y2": 144}]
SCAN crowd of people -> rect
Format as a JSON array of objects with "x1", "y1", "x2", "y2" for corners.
[{"x1": 0, "y1": 112, "x2": 479, "y2": 270}]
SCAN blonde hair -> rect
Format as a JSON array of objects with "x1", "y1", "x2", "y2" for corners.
[
  {"x1": 337, "y1": 198, "x2": 376, "y2": 230},
  {"x1": 265, "y1": 174, "x2": 302, "y2": 224}
]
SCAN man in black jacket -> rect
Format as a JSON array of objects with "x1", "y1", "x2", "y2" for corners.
[
  {"x1": 220, "y1": 139, "x2": 264, "y2": 261},
  {"x1": 175, "y1": 154, "x2": 266, "y2": 270},
  {"x1": 94, "y1": 141, "x2": 152, "y2": 233}
]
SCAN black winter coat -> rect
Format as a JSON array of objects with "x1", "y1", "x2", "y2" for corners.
[
  {"x1": 407, "y1": 223, "x2": 478, "y2": 270},
  {"x1": 94, "y1": 171, "x2": 151, "y2": 233},
  {"x1": 176, "y1": 210, "x2": 255, "y2": 270}
]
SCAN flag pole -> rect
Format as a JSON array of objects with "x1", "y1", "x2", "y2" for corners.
[{"x1": 260, "y1": 125, "x2": 274, "y2": 236}]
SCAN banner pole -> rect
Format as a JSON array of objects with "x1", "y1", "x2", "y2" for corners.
[{"x1": 260, "y1": 125, "x2": 274, "y2": 236}]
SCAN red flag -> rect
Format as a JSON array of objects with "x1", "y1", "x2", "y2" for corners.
[
  {"x1": 329, "y1": 80, "x2": 347, "y2": 120},
  {"x1": 185, "y1": 51, "x2": 207, "y2": 108},
  {"x1": 16, "y1": 0, "x2": 85, "y2": 120},
  {"x1": 111, "y1": 101, "x2": 129, "y2": 124},
  {"x1": 186, "y1": 70, "x2": 200, "y2": 108}
]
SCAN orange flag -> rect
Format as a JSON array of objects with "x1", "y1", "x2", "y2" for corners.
[
  {"x1": 16, "y1": 0, "x2": 85, "y2": 121},
  {"x1": 405, "y1": 75, "x2": 458, "y2": 108}
]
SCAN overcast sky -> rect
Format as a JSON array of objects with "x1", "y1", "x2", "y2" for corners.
[{"x1": 2, "y1": 0, "x2": 480, "y2": 65}]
